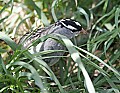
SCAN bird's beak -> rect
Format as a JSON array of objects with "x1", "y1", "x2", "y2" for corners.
[
  {"x1": 75, "y1": 28, "x2": 88, "y2": 36},
  {"x1": 75, "y1": 28, "x2": 89, "y2": 46},
  {"x1": 80, "y1": 28, "x2": 88, "y2": 34}
]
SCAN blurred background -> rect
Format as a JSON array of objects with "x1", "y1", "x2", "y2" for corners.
[{"x1": 0, "y1": 0, "x2": 120, "y2": 93}]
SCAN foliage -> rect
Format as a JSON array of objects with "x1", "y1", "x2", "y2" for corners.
[{"x1": 0, "y1": 0, "x2": 120, "y2": 93}]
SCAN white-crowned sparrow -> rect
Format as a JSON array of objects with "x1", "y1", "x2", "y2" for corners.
[{"x1": 19, "y1": 19, "x2": 87, "y2": 66}]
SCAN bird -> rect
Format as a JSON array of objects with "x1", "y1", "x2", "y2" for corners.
[{"x1": 19, "y1": 19, "x2": 88, "y2": 66}]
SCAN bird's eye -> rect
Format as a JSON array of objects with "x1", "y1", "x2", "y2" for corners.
[{"x1": 58, "y1": 19, "x2": 82, "y2": 32}]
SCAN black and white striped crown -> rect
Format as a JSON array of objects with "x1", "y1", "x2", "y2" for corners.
[{"x1": 57, "y1": 19, "x2": 82, "y2": 32}]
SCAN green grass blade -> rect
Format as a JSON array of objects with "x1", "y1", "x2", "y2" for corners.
[
  {"x1": 21, "y1": 50, "x2": 66, "y2": 93},
  {"x1": 0, "y1": 47, "x2": 7, "y2": 53},
  {"x1": 91, "y1": 7, "x2": 116, "y2": 31},
  {"x1": 75, "y1": 46, "x2": 120, "y2": 77},
  {"x1": 0, "y1": 0, "x2": 12, "y2": 14},
  {"x1": 51, "y1": 0, "x2": 58, "y2": 22},
  {"x1": 0, "y1": 16, "x2": 9, "y2": 24},
  {"x1": 115, "y1": 8, "x2": 120, "y2": 29},
  {"x1": 56, "y1": 34, "x2": 96, "y2": 93},
  {"x1": 0, "y1": 32, "x2": 18, "y2": 51},
  {"x1": 77, "y1": 7, "x2": 90, "y2": 29},
  {"x1": 12, "y1": 61, "x2": 48, "y2": 93},
  {"x1": 24, "y1": 0, "x2": 49, "y2": 26},
  {"x1": 0, "y1": 55, "x2": 7, "y2": 74}
]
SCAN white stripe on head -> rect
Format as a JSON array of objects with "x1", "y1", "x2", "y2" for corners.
[
  {"x1": 59, "y1": 21, "x2": 77, "y2": 30},
  {"x1": 59, "y1": 20, "x2": 67, "y2": 27},
  {"x1": 61, "y1": 19, "x2": 81, "y2": 26},
  {"x1": 58, "y1": 19, "x2": 82, "y2": 31},
  {"x1": 60, "y1": 19, "x2": 66, "y2": 21},
  {"x1": 74, "y1": 21, "x2": 81, "y2": 26},
  {"x1": 65, "y1": 25, "x2": 77, "y2": 30}
]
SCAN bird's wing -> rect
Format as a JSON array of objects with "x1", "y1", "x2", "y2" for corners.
[{"x1": 40, "y1": 38, "x2": 65, "y2": 65}]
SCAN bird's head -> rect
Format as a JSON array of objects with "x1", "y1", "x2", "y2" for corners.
[{"x1": 57, "y1": 19, "x2": 87, "y2": 35}]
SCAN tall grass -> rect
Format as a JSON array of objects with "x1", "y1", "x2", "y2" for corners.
[{"x1": 0, "y1": 0, "x2": 120, "y2": 93}]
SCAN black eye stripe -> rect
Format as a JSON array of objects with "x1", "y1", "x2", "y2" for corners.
[
  {"x1": 58, "y1": 19, "x2": 82, "y2": 31},
  {"x1": 62, "y1": 20, "x2": 79, "y2": 28}
]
